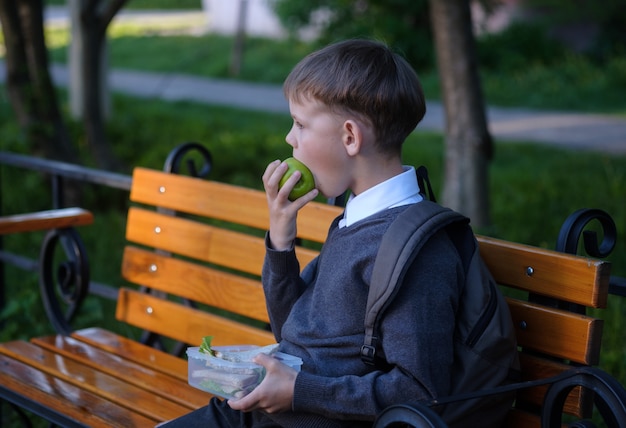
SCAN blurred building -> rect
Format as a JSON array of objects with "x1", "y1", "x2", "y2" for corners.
[
  {"x1": 202, "y1": 0, "x2": 327, "y2": 41},
  {"x1": 203, "y1": 0, "x2": 598, "y2": 52}
]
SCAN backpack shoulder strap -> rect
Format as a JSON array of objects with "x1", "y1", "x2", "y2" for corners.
[
  {"x1": 416, "y1": 165, "x2": 437, "y2": 202},
  {"x1": 360, "y1": 200, "x2": 469, "y2": 365}
]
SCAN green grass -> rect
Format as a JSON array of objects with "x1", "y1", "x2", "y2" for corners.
[
  {"x1": 33, "y1": 22, "x2": 626, "y2": 114},
  {"x1": 43, "y1": 25, "x2": 316, "y2": 86},
  {"x1": 480, "y1": 54, "x2": 626, "y2": 114}
]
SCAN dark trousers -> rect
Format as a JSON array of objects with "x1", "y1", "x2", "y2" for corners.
[{"x1": 158, "y1": 397, "x2": 281, "y2": 428}]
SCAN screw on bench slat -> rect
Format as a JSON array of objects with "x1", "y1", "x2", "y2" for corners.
[
  {"x1": 159, "y1": 186, "x2": 166, "y2": 193},
  {"x1": 519, "y1": 321, "x2": 528, "y2": 330},
  {"x1": 150, "y1": 264, "x2": 158, "y2": 272},
  {"x1": 155, "y1": 226, "x2": 161, "y2": 234},
  {"x1": 526, "y1": 266, "x2": 534, "y2": 276},
  {"x1": 146, "y1": 306, "x2": 154, "y2": 315}
]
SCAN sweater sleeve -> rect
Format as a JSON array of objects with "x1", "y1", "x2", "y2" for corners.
[
  {"x1": 262, "y1": 232, "x2": 315, "y2": 341},
  {"x1": 292, "y1": 231, "x2": 462, "y2": 421}
]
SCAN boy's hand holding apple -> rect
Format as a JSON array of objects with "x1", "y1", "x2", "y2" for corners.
[
  {"x1": 262, "y1": 158, "x2": 318, "y2": 251},
  {"x1": 278, "y1": 157, "x2": 316, "y2": 201}
]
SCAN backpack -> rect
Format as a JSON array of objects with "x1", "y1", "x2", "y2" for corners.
[{"x1": 361, "y1": 169, "x2": 520, "y2": 427}]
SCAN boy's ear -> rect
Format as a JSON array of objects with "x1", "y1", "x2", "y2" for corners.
[{"x1": 342, "y1": 119, "x2": 363, "y2": 157}]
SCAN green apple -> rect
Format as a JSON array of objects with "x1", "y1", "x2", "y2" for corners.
[{"x1": 279, "y1": 157, "x2": 315, "y2": 201}]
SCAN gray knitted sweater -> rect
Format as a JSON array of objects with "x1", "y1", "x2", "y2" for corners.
[{"x1": 262, "y1": 205, "x2": 463, "y2": 427}]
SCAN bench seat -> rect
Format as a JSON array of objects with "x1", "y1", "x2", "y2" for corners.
[{"x1": 0, "y1": 327, "x2": 210, "y2": 426}]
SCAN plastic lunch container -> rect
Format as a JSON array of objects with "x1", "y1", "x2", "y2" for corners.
[{"x1": 187, "y1": 345, "x2": 303, "y2": 399}]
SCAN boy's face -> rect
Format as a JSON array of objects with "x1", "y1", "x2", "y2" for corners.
[{"x1": 286, "y1": 98, "x2": 353, "y2": 199}]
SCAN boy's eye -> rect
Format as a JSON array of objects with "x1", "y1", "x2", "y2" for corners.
[{"x1": 294, "y1": 120, "x2": 303, "y2": 129}]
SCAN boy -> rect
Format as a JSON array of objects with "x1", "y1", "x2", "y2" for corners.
[{"x1": 162, "y1": 39, "x2": 469, "y2": 427}]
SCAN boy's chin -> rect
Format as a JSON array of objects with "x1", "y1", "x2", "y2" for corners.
[{"x1": 325, "y1": 191, "x2": 348, "y2": 202}]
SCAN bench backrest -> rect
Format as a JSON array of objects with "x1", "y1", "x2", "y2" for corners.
[
  {"x1": 117, "y1": 168, "x2": 611, "y2": 426},
  {"x1": 478, "y1": 235, "x2": 611, "y2": 426},
  {"x1": 117, "y1": 167, "x2": 341, "y2": 347}
]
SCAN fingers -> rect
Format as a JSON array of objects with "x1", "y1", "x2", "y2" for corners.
[
  {"x1": 263, "y1": 160, "x2": 318, "y2": 204},
  {"x1": 227, "y1": 388, "x2": 259, "y2": 411},
  {"x1": 227, "y1": 353, "x2": 297, "y2": 414},
  {"x1": 262, "y1": 159, "x2": 283, "y2": 193},
  {"x1": 227, "y1": 354, "x2": 274, "y2": 411},
  {"x1": 253, "y1": 352, "x2": 277, "y2": 367},
  {"x1": 264, "y1": 160, "x2": 297, "y2": 202}
]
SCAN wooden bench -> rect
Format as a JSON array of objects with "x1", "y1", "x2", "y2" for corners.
[
  {"x1": 1, "y1": 164, "x2": 625, "y2": 427},
  {"x1": 0, "y1": 166, "x2": 340, "y2": 427},
  {"x1": 0, "y1": 208, "x2": 93, "y2": 235}
]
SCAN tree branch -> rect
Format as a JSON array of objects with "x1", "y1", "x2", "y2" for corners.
[{"x1": 95, "y1": 0, "x2": 127, "y2": 39}]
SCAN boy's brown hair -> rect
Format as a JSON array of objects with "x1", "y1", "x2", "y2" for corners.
[{"x1": 283, "y1": 39, "x2": 426, "y2": 156}]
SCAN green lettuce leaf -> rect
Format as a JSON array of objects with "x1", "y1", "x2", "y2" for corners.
[{"x1": 199, "y1": 335, "x2": 216, "y2": 356}]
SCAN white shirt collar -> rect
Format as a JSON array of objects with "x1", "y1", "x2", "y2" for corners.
[{"x1": 338, "y1": 166, "x2": 423, "y2": 228}]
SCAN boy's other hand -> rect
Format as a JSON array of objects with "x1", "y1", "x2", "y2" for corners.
[
  {"x1": 263, "y1": 160, "x2": 318, "y2": 251},
  {"x1": 227, "y1": 352, "x2": 297, "y2": 414}
]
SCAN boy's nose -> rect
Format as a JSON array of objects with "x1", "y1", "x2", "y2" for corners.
[{"x1": 285, "y1": 130, "x2": 296, "y2": 148}]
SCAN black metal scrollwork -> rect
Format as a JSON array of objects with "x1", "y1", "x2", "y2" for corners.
[
  {"x1": 556, "y1": 208, "x2": 617, "y2": 258},
  {"x1": 541, "y1": 367, "x2": 626, "y2": 428},
  {"x1": 374, "y1": 403, "x2": 448, "y2": 428},
  {"x1": 38, "y1": 227, "x2": 90, "y2": 335},
  {"x1": 556, "y1": 208, "x2": 626, "y2": 297},
  {"x1": 163, "y1": 141, "x2": 213, "y2": 177}
]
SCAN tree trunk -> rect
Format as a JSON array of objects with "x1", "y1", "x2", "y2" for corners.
[
  {"x1": 0, "y1": 0, "x2": 76, "y2": 162},
  {"x1": 429, "y1": 0, "x2": 493, "y2": 228},
  {"x1": 77, "y1": 0, "x2": 127, "y2": 171},
  {"x1": 69, "y1": 0, "x2": 109, "y2": 120},
  {"x1": 230, "y1": 0, "x2": 248, "y2": 77}
]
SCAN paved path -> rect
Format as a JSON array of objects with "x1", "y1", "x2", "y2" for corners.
[
  {"x1": 1, "y1": 5, "x2": 625, "y2": 155},
  {"x1": 63, "y1": 65, "x2": 626, "y2": 155}
]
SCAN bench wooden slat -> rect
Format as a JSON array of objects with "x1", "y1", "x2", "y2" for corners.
[
  {"x1": 72, "y1": 327, "x2": 188, "y2": 381},
  {"x1": 0, "y1": 207, "x2": 93, "y2": 235},
  {"x1": 0, "y1": 341, "x2": 190, "y2": 422},
  {"x1": 516, "y1": 353, "x2": 591, "y2": 418},
  {"x1": 508, "y1": 298, "x2": 603, "y2": 364},
  {"x1": 31, "y1": 335, "x2": 211, "y2": 409},
  {"x1": 0, "y1": 352, "x2": 156, "y2": 427},
  {"x1": 478, "y1": 235, "x2": 610, "y2": 308},
  {"x1": 503, "y1": 408, "x2": 542, "y2": 428},
  {"x1": 116, "y1": 288, "x2": 276, "y2": 347},
  {"x1": 122, "y1": 246, "x2": 269, "y2": 322},
  {"x1": 125, "y1": 207, "x2": 319, "y2": 277},
  {"x1": 130, "y1": 167, "x2": 341, "y2": 244},
  {"x1": 509, "y1": 297, "x2": 603, "y2": 365},
  {"x1": 126, "y1": 206, "x2": 267, "y2": 276}
]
